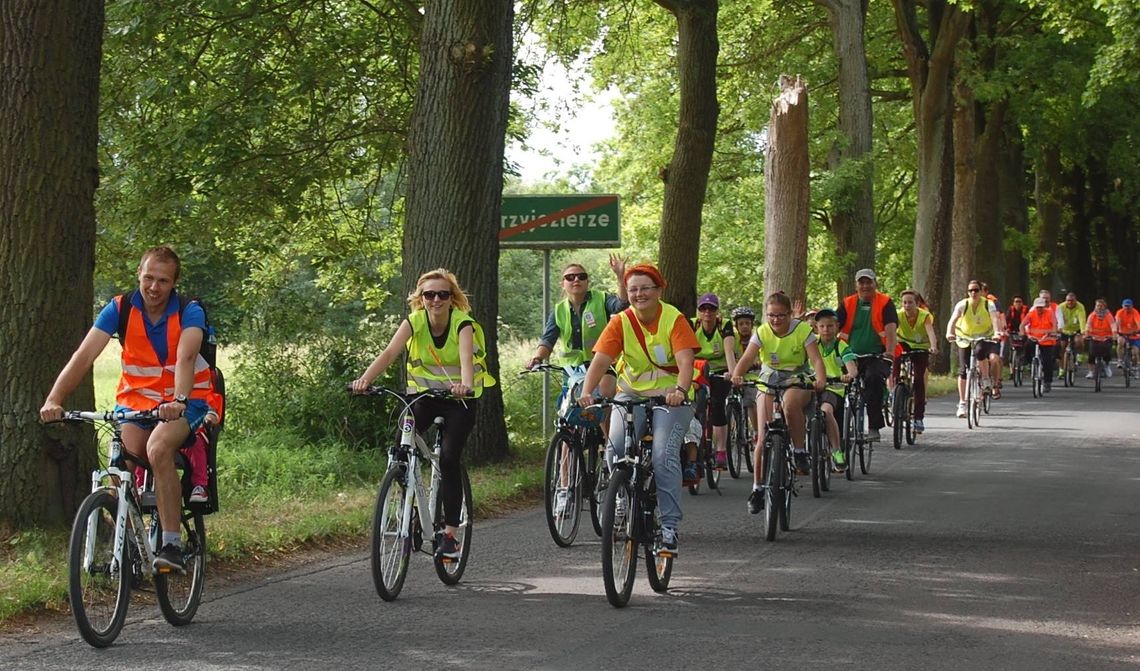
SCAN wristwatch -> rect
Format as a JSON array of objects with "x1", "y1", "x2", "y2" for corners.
[{"x1": 173, "y1": 394, "x2": 188, "y2": 404}]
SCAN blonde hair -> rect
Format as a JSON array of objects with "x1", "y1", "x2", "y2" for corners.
[{"x1": 406, "y1": 268, "x2": 471, "y2": 313}]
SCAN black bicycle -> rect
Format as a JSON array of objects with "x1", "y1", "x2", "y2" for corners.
[
  {"x1": 725, "y1": 379, "x2": 758, "y2": 478},
  {"x1": 1009, "y1": 334, "x2": 1028, "y2": 387},
  {"x1": 807, "y1": 377, "x2": 845, "y2": 498},
  {"x1": 593, "y1": 396, "x2": 686, "y2": 607},
  {"x1": 758, "y1": 375, "x2": 818, "y2": 541},
  {"x1": 521, "y1": 363, "x2": 608, "y2": 546},
  {"x1": 1090, "y1": 336, "x2": 1112, "y2": 393},
  {"x1": 890, "y1": 351, "x2": 920, "y2": 450},
  {"x1": 845, "y1": 354, "x2": 887, "y2": 476},
  {"x1": 1060, "y1": 335, "x2": 1078, "y2": 387}
]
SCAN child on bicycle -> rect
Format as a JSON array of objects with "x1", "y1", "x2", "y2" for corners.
[{"x1": 812, "y1": 309, "x2": 857, "y2": 472}]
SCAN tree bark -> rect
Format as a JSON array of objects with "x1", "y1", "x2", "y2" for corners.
[
  {"x1": 763, "y1": 76, "x2": 811, "y2": 305},
  {"x1": 401, "y1": 1, "x2": 512, "y2": 463},
  {"x1": 1031, "y1": 145, "x2": 1063, "y2": 292},
  {"x1": 998, "y1": 120, "x2": 1029, "y2": 298},
  {"x1": 0, "y1": 1, "x2": 104, "y2": 529},
  {"x1": 974, "y1": 100, "x2": 1006, "y2": 294},
  {"x1": 816, "y1": 0, "x2": 874, "y2": 297},
  {"x1": 950, "y1": 71, "x2": 976, "y2": 298},
  {"x1": 654, "y1": 0, "x2": 719, "y2": 315}
]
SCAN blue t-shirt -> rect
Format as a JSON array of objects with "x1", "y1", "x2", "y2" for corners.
[{"x1": 94, "y1": 291, "x2": 206, "y2": 365}]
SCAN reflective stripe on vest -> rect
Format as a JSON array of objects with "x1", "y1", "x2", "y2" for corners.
[
  {"x1": 897, "y1": 308, "x2": 932, "y2": 350},
  {"x1": 757, "y1": 320, "x2": 812, "y2": 373},
  {"x1": 691, "y1": 317, "x2": 728, "y2": 371},
  {"x1": 616, "y1": 303, "x2": 684, "y2": 395},
  {"x1": 116, "y1": 295, "x2": 211, "y2": 410},
  {"x1": 840, "y1": 292, "x2": 890, "y2": 347},
  {"x1": 554, "y1": 290, "x2": 608, "y2": 366},
  {"x1": 405, "y1": 308, "x2": 496, "y2": 397},
  {"x1": 1087, "y1": 312, "x2": 1114, "y2": 338}
]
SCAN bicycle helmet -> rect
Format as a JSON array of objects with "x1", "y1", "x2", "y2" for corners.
[{"x1": 731, "y1": 306, "x2": 755, "y2": 321}]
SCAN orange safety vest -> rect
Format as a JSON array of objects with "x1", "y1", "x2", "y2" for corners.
[
  {"x1": 1115, "y1": 308, "x2": 1140, "y2": 335},
  {"x1": 1022, "y1": 309, "x2": 1058, "y2": 346},
  {"x1": 116, "y1": 296, "x2": 212, "y2": 410},
  {"x1": 1086, "y1": 311, "x2": 1114, "y2": 338},
  {"x1": 840, "y1": 291, "x2": 900, "y2": 354}
]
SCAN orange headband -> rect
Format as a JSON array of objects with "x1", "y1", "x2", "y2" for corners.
[{"x1": 623, "y1": 263, "x2": 667, "y2": 290}]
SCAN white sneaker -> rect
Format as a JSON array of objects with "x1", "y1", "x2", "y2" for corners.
[
  {"x1": 1105, "y1": 367, "x2": 1113, "y2": 378},
  {"x1": 553, "y1": 490, "x2": 569, "y2": 517},
  {"x1": 1117, "y1": 362, "x2": 1125, "y2": 369},
  {"x1": 956, "y1": 402, "x2": 967, "y2": 419},
  {"x1": 189, "y1": 486, "x2": 209, "y2": 504},
  {"x1": 1085, "y1": 371, "x2": 1094, "y2": 379}
]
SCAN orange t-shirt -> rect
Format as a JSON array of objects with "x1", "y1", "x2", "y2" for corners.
[
  {"x1": 594, "y1": 305, "x2": 700, "y2": 361},
  {"x1": 1115, "y1": 308, "x2": 1140, "y2": 335}
]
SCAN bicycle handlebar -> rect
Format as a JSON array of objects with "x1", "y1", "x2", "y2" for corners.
[
  {"x1": 55, "y1": 409, "x2": 157, "y2": 423},
  {"x1": 347, "y1": 385, "x2": 465, "y2": 401}
]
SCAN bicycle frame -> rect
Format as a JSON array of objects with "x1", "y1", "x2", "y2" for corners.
[{"x1": 389, "y1": 409, "x2": 445, "y2": 553}]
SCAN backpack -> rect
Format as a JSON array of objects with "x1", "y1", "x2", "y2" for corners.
[{"x1": 115, "y1": 289, "x2": 224, "y2": 514}]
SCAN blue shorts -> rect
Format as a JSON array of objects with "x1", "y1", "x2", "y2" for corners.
[
  {"x1": 115, "y1": 400, "x2": 208, "y2": 433},
  {"x1": 1127, "y1": 337, "x2": 1140, "y2": 349}
]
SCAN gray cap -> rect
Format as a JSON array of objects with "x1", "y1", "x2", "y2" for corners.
[
  {"x1": 1033, "y1": 297, "x2": 1047, "y2": 308},
  {"x1": 855, "y1": 268, "x2": 876, "y2": 282}
]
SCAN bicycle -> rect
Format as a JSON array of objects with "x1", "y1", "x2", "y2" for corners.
[
  {"x1": 1025, "y1": 336, "x2": 1056, "y2": 399},
  {"x1": 758, "y1": 374, "x2": 817, "y2": 540},
  {"x1": 521, "y1": 363, "x2": 608, "y2": 546},
  {"x1": 725, "y1": 379, "x2": 758, "y2": 478},
  {"x1": 845, "y1": 353, "x2": 887, "y2": 477},
  {"x1": 890, "y1": 351, "x2": 920, "y2": 450},
  {"x1": 1009, "y1": 334, "x2": 1027, "y2": 387},
  {"x1": 1060, "y1": 336, "x2": 1079, "y2": 387},
  {"x1": 807, "y1": 377, "x2": 845, "y2": 498},
  {"x1": 60, "y1": 409, "x2": 207, "y2": 648},
  {"x1": 956, "y1": 336, "x2": 999, "y2": 429},
  {"x1": 1123, "y1": 336, "x2": 1138, "y2": 389},
  {"x1": 352, "y1": 386, "x2": 473, "y2": 601},
  {"x1": 1089, "y1": 336, "x2": 1113, "y2": 393},
  {"x1": 592, "y1": 396, "x2": 685, "y2": 608},
  {"x1": 685, "y1": 382, "x2": 721, "y2": 495}
]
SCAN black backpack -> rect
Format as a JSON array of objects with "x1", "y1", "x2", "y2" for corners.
[{"x1": 115, "y1": 289, "x2": 224, "y2": 513}]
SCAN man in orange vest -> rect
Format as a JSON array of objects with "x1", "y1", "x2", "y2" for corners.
[
  {"x1": 835, "y1": 268, "x2": 899, "y2": 442},
  {"x1": 1021, "y1": 297, "x2": 1060, "y2": 392},
  {"x1": 41, "y1": 246, "x2": 211, "y2": 574},
  {"x1": 1116, "y1": 298, "x2": 1140, "y2": 370}
]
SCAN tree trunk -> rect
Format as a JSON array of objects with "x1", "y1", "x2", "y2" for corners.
[
  {"x1": 0, "y1": 1, "x2": 104, "y2": 530},
  {"x1": 998, "y1": 120, "x2": 1029, "y2": 298},
  {"x1": 817, "y1": 0, "x2": 874, "y2": 297},
  {"x1": 974, "y1": 100, "x2": 1006, "y2": 294},
  {"x1": 763, "y1": 76, "x2": 811, "y2": 304},
  {"x1": 950, "y1": 73, "x2": 976, "y2": 297},
  {"x1": 1031, "y1": 145, "x2": 1063, "y2": 292},
  {"x1": 654, "y1": 0, "x2": 719, "y2": 315},
  {"x1": 401, "y1": 1, "x2": 512, "y2": 463}
]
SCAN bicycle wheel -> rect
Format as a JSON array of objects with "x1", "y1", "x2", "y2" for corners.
[
  {"x1": 843, "y1": 399, "x2": 857, "y2": 482},
  {"x1": 1031, "y1": 359, "x2": 1042, "y2": 398},
  {"x1": 1125, "y1": 360, "x2": 1132, "y2": 388},
  {"x1": 762, "y1": 436, "x2": 783, "y2": 541},
  {"x1": 904, "y1": 392, "x2": 916, "y2": 446},
  {"x1": 1065, "y1": 350, "x2": 1075, "y2": 387},
  {"x1": 779, "y1": 449, "x2": 793, "y2": 532},
  {"x1": 69, "y1": 489, "x2": 130, "y2": 648},
  {"x1": 808, "y1": 415, "x2": 822, "y2": 498},
  {"x1": 965, "y1": 370, "x2": 976, "y2": 430},
  {"x1": 586, "y1": 429, "x2": 606, "y2": 537},
  {"x1": 1011, "y1": 350, "x2": 1022, "y2": 387},
  {"x1": 644, "y1": 494, "x2": 673, "y2": 594},
  {"x1": 601, "y1": 468, "x2": 637, "y2": 607},
  {"x1": 891, "y1": 386, "x2": 907, "y2": 450},
  {"x1": 369, "y1": 464, "x2": 412, "y2": 601},
  {"x1": 704, "y1": 437, "x2": 720, "y2": 491},
  {"x1": 155, "y1": 510, "x2": 206, "y2": 625},
  {"x1": 544, "y1": 430, "x2": 583, "y2": 548},
  {"x1": 726, "y1": 403, "x2": 743, "y2": 479},
  {"x1": 983, "y1": 383, "x2": 993, "y2": 414},
  {"x1": 857, "y1": 404, "x2": 872, "y2": 475},
  {"x1": 434, "y1": 466, "x2": 473, "y2": 585},
  {"x1": 1094, "y1": 359, "x2": 1102, "y2": 392}
]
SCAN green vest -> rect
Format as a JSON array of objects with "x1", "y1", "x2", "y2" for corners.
[
  {"x1": 897, "y1": 308, "x2": 932, "y2": 350},
  {"x1": 553, "y1": 290, "x2": 608, "y2": 366},
  {"x1": 1060, "y1": 302, "x2": 1086, "y2": 335},
  {"x1": 756, "y1": 320, "x2": 813, "y2": 373},
  {"x1": 691, "y1": 317, "x2": 729, "y2": 372},
  {"x1": 616, "y1": 303, "x2": 687, "y2": 396},
  {"x1": 954, "y1": 298, "x2": 995, "y2": 345},
  {"x1": 406, "y1": 308, "x2": 496, "y2": 397}
]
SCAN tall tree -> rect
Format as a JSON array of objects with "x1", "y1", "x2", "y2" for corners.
[
  {"x1": 401, "y1": 1, "x2": 513, "y2": 462},
  {"x1": 0, "y1": 1, "x2": 104, "y2": 528},
  {"x1": 654, "y1": 0, "x2": 719, "y2": 315},
  {"x1": 950, "y1": 54, "x2": 977, "y2": 296},
  {"x1": 814, "y1": 0, "x2": 875, "y2": 297},
  {"x1": 764, "y1": 76, "x2": 811, "y2": 303}
]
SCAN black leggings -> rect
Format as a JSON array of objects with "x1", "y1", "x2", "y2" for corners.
[{"x1": 412, "y1": 397, "x2": 476, "y2": 527}]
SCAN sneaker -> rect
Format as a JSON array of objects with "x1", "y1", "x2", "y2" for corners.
[
  {"x1": 683, "y1": 463, "x2": 699, "y2": 485},
  {"x1": 1117, "y1": 362, "x2": 1124, "y2": 369},
  {"x1": 189, "y1": 485, "x2": 209, "y2": 504},
  {"x1": 793, "y1": 450, "x2": 810, "y2": 474},
  {"x1": 553, "y1": 489, "x2": 569, "y2": 517},
  {"x1": 435, "y1": 532, "x2": 462, "y2": 560},
  {"x1": 981, "y1": 378, "x2": 992, "y2": 390},
  {"x1": 956, "y1": 402, "x2": 967, "y2": 418},
  {"x1": 867, "y1": 428, "x2": 881, "y2": 442},
  {"x1": 660, "y1": 527, "x2": 678, "y2": 556},
  {"x1": 914, "y1": 419, "x2": 925, "y2": 434},
  {"x1": 747, "y1": 488, "x2": 765, "y2": 514},
  {"x1": 1105, "y1": 367, "x2": 1113, "y2": 378},
  {"x1": 1085, "y1": 371, "x2": 1094, "y2": 379},
  {"x1": 715, "y1": 450, "x2": 728, "y2": 470},
  {"x1": 831, "y1": 449, "x2": 846, "y2": 468},
  {"x1": 153, "y1": 544, "x2": 186, "y2": 574}
]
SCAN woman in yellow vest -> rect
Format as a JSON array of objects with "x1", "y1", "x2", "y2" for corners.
[
  {"x1": 577, "y1": 263, "x2": 698, "y2": 555},
  {"x1": 731, "y1": 292, "x2": 826, "y2": 515},
  {"x1": 351, "y1": 268, "x2": 495, "y2": 560},
  {"x1": 945, "y1": 279, "x2": 1004, "y2": 415},
  {"x1": 894, "y1": 289, "x2": 939, "y2": 434}
]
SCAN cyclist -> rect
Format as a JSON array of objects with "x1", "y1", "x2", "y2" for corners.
[
  {"x1": 1021, "y1": 296, "x2": 1060, "y2": 392},
  {"x1": 351, "y1": 268, "x2": 496, "y2": 561},
  {"x1": 527, "y1": 255, "x2": 629, "y2": 398},
  {"x1": 1058, "y1": 292, "x2": 1087, "y2": 378},
  {"x1": 894, "y1": 289, "x2": 939, "y2": 434},
  {"x1": 1002, "y1": 295, "x2": 1029, "y2": 372},
  {"x1": 835, "y1": 268, "x2": 899, "y2": 443},
  {"x1": 690, "y1": 292, "x2": 737, "y2": 476},
  {"x1": 40, "y1": 245, "x2": 211, "y2": 574},
  {"x1": 1115, "y1": 298, "x2": 1140, "y2": 370},
  {"x1": 1084, "y1": 298, "x2": 1117, "y2": 379},
  {"x1": 731, "y1": 306, "x2": 761, "y2": 441},
  {"x1": 946, "y1": 279, "x2": 1003, "y2": 417},
  {"x1": 577, "y1": 262, "x2": 697, "y2": 555},
  {"x1": 732, "y1": 292, "x2": 826, "y2": 514},
  {"x1": 813, "y1": 309, "x2": 857, "y2": 471}
]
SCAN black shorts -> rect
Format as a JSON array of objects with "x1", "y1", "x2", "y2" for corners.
[{"x1": 957, "y1": 340, "x2": 999, "y2": 378}]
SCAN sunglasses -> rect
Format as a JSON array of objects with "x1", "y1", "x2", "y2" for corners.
[
  {"x1": 698, "y1": 304, "x2": 718, "y2": 312},
  {"x1": 968, "y1": 288, "x2": 980, "y2": 293},
  {"x1": 563, "y1": 272, "x2": 589, "y2": 282},
  {"x1": 421, "y1": 290, "x2": 452, "y2": 301}
]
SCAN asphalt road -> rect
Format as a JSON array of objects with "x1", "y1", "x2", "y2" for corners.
[{"x1": 4, "y1": 375, "x2": 1139, "y2": 670}]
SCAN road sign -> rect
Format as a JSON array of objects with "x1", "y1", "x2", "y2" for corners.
[{"x1": 499, "y1": 194, "x2": 620, "y2": 249}]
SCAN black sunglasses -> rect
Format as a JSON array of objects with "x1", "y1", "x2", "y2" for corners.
[
  {"x1": 968, "y1": 288, "x2": 980, "y2": 293},
  {"x1": 563, "y1": 272, "x2": 589, "y2": 282},
  {"x1": 421, "y1": 290, "x2": 452, "y2": 301}
]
